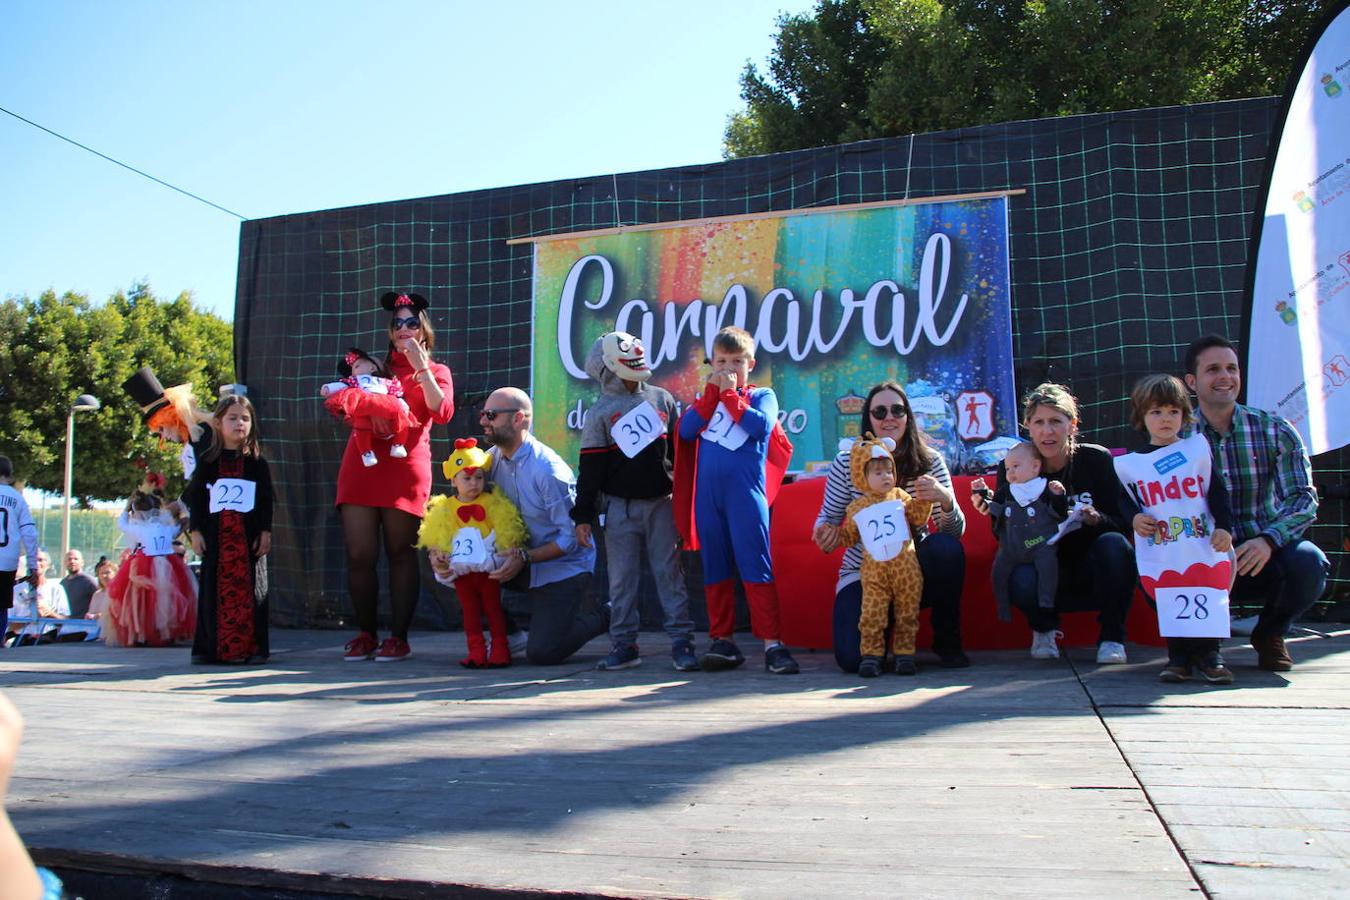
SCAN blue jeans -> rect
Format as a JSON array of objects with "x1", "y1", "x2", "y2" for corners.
[
  {"x1": 1007, "y1": 531, "x2": 1136, "y2": 644},
  {"x1": 833, "y1": 532, "x2": 966, "y2": 672},
  {"x1": 1233, "y1": 539, "x2": 1329, "y2": 636},
  {"x1": 504, "y1": 572, "x2": 609, "y2": 666}
]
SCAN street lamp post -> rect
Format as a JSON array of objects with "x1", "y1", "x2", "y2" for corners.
[{"x1": 61, "y1": 394, "x2": 101, "y2": 564}]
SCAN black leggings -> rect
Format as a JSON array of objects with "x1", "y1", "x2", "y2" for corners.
[{"x1": 341, "y1": 504, "x2": 421, "y2": 640}]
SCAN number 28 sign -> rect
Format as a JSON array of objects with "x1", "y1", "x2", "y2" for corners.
[{"x1": 1155, "y1": 586, "x2": 1231, "y2": 638}]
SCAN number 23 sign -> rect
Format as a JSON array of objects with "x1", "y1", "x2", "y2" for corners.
[{"x1": 853, "y1": 500, "x2": 912, "y2": 562}]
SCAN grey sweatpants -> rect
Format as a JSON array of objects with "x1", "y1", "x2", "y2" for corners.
[{"x1": 601, "y1": 494, "x2": 693, "y2": 646}]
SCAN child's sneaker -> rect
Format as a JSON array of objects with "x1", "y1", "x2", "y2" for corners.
[
  {"x1": 1029, "y1": 629, "x2": 1063, "y2": 660},
  {"x1": 360, "y1": 450, "x2": 378, "y2": 467},
  {"x1": 857, "y1": 655, "x2": 883, "y2": 678},
  {"x1": 596, "y1": 642, "x2": 641, "y2": 670},
  {"x1": 892, "y1": 655, "x2": 918, "y2": 676},
  {"x1": 1197, "y1": 651, "x2": 1235, "y2": 685},
  {"x1": 389, "y1": 443, "x2": 408, "y2": 459},
  {"x1": 343, "y1": 631, "x2": 378, "y2": 661},
  {"x1": 764, "y1": 644, "x2": 799, "y2": 675},
  {"x1": 671, "y1": 639, "x2": 699, "y2": 672},
  {"x1": 375, "y1": 636, "x2": 412, "y2": 661},
  {"x1": 1159, "y1": 662, "x2": 1192, "y2": 683},
  {"x1": 700, "y1": 639, "x2": 745, "y2": 671},
  {"x1": 1095, "y1": 641, "x2": 1128, "y2": 665}
]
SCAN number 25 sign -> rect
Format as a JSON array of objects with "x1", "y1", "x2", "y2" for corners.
[{"x1": 853, "y1": 500, "x2": 912, "y2": 562}]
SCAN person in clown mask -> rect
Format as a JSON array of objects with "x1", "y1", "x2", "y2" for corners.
[{"x1": 571, "y1": 331, "x2": 695, "y2": 672}]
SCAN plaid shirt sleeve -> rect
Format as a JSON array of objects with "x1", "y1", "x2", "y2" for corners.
[
  {"x1": 1206, "y1": 406, "x2": 1318, "y2": 547},
  {"x1": 1261, "y1": 413, "x2": 1318, "y2": 546}
]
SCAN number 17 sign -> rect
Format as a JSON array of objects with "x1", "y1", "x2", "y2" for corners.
[{"x1": 1155, "y1": 587, "x2": 1231, "y2": 638}]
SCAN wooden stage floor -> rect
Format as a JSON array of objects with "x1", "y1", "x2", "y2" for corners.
[{"x1": 3, "y1": 627, "x2": 1347, "y2": 898}]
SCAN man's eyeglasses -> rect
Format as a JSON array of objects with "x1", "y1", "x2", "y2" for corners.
[
  {"x1": 870, "y1": 404, "x2": 908, "y2": 421},
  {"x1": 479, "y1": 408, "x2": 520, "y2": 420},
  {"x1": 392, "y1": 316, "x2": 421, "y2": 330}
]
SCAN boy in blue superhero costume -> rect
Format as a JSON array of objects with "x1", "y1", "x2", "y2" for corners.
[{"x1": 675, "y1": 326, "x2": 797, "y2": 674}]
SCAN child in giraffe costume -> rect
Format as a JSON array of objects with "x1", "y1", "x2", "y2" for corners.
[{"x1": 838, "y1": 434, "x2": 933, "y2": 677}]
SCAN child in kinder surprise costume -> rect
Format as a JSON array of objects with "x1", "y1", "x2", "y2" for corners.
[
  {"x1": 675, "y1": 326, "x2": 797, "y2": 675},
  {"x1": 837, "y1": 435, "x2": 934, "y2": 677},
  {"x1": 1118, "y1": 374, "x2": 1235, "y2": 684},
  {"x1": 321, "y1": 347, "x2": 414, "y2": 467},
  {"x1": 570, "y1": 331, "x2": 695, "y2": 672},
  {"x1": 419, "y1": 439, "x2": 526, "y2": 668},
  {"x1": 972, "y1": 442, "x2": 1070, "y2": 626},
  {"x1": 121, "y1": 366, "x2": 216, "y2": 480},
  {"x1": 104, "y1": 472, "x2": 197, "y2": 647}
]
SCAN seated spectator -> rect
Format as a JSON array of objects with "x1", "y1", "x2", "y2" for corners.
[
  {"x1": 8, "y1": 550, "x2": 69, "y2": 644},
  {"x1": 85, "y1": 559, "x2": 116, "y2": 628},
  {"x1": 60, "y1": 549, "x2": 98, "y2": 619}
]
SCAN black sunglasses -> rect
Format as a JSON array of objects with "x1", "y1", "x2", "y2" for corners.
[
  {"x1": 392, "y1": 316, "x2": 421, "y2": 330},
  {"x1": 870, "y1": 403, "x2": 908, "y2": 421},
  {"x1": 479, "y1": 408, "x2": 520, "y2": 420}
]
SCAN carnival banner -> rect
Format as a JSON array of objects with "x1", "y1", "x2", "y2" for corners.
[
  {"x1": 1114, "y1": 434, "x2": 1233, "y2": 638},
  {"x1": 1247, "y1": 2, "x2": 1350, "y2": 455},
  {"x1": 529, "y1": 197, "x2": 1017, "y2": 471}
]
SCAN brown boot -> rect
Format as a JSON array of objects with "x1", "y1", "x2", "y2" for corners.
[{"x1": 1251, "y1": 631, "x2": 1294, "y2": 671}]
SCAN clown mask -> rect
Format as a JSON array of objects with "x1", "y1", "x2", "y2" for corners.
[{"x1": 601, "y1": 331, "x2": 651, "y2": 382}]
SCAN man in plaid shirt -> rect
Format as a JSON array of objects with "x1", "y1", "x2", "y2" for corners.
[{"x1": 1185, "y1": 335, "x2": 1330, "y2": 671}]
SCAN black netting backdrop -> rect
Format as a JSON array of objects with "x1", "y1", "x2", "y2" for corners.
[{"x1": 236, "y1": 97, "x2": 1347, "y2": 629}]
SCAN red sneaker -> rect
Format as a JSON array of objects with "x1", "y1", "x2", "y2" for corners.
[
  {"x1": 375, "y1": 636, "x2": 412, "y2": 662},
  {"x1": 343, "y1": 632, "x2": 378, "y2": 661}
]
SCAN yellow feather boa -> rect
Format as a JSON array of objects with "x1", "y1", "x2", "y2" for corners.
[{"x1": 417, "y1": 487, "x2": 527, "y2": 552}]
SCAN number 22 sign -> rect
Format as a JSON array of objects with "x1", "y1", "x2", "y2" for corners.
[
  {"x1": 853, "y1": 500, "x2": 911, "y2": 562},
  {"x1": 209, "y1": 478, "x2": 257, "y2": 514}
]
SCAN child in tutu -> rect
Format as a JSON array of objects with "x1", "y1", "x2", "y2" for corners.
[
  {"x1": 104, "y1": 472, "x2": 197, "y2": 647},
  {"x1": 321, "y1": 347, "x2": 415, "y2": 467},
  {"x1": 418, "y1": 438, "x2": 526, "y2": 668}
]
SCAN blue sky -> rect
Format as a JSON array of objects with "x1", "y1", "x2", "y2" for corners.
[{"x1": 2, "y1": 1, "x2": 809, "y2": 321}]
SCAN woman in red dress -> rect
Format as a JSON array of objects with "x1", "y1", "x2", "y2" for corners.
[{"x1": 336, "y1": 292, "x2": 455, "y2": 661}]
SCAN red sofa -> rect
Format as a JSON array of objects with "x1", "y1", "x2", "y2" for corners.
[{"x1": 770, "y1": 474, "x2": 1164, "y2": 651}]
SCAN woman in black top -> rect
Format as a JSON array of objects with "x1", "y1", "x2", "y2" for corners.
[{"x1": 974, "y1": 383, "x2": 1136, "y2": 663}]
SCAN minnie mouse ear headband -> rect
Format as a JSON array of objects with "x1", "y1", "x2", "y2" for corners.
[
  {"x1": 337, "y1": 347, "x2": 380, "y2": 378},
  {"x1": 379, "y1": 292, "x2": 429, "y2": 313},
  {"x1": 442, "y1": 437, "x2": 492, "y2": 481}
]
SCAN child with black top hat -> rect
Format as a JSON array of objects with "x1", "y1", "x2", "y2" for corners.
[
  {"x1": 121, "y1": 366, "x2": 217, "y2": 479},
  {"x1": 321, "y1": 347, "x2": 415, "y2": 467}
]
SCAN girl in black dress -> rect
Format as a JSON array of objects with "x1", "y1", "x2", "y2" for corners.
[{"x1": 185, "y1": 394, "x2": 274, "y2": 664}]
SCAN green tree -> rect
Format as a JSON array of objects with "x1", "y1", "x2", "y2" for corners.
[
  {"x1": 725, "y1": 0, "x2": 1329, "y2": 157},
  {"x1": 0, "y1": 283, "x2": 234, "y2": 503}
]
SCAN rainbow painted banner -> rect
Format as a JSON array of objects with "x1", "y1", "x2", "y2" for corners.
[{"x1": 530, "y1": 196, "x2": 1016, "y2": 473}]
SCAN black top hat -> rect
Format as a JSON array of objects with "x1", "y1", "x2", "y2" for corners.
[
  {"x1": 122, "y1": 367, "x2": 169, "y2": 422},
  {"x1": 338, "y1": 347, "x2": 382, "y2": 378},
  {"x1": 379, "y1": 291, "x2": 429, "y2": 313}
]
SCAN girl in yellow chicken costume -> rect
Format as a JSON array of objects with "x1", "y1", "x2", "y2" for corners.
[{"x1": 417, "y1": 438, "x2": 527, "y2": 667}]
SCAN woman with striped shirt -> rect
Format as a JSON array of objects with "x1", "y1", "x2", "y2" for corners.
[{"x1": 812, "y1": 381, "x2": 969, "y2": 672}]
